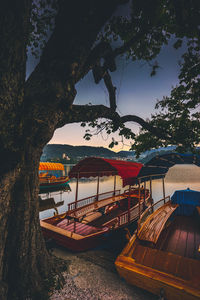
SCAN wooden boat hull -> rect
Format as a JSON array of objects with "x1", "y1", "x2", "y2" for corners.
[
  {"x1": 40, "y1": 189, "x2": 150, "y2": 251},
  {"x1": 42, "y1": 228, "x2": 109, "y2": 252},
  {"x1": 115, "y1": 197, "x2": 200, "y2": 300},
  {"x1": 116, "y1": 252, "x2": 200, "y2": 300},
  {"x1": 41, "y1": 218, "x2": 110, "y2": 252},
  {"x1": 39, "y1": 176, "x2": 70, "y2": 193}
]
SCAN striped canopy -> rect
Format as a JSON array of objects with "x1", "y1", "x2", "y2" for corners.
[
  {"x1": 69, "y1": 157, "x2": 143, "y2": 187},
  {"x1": 39, "y1": 162, "x2": 64, "y2": 171}
]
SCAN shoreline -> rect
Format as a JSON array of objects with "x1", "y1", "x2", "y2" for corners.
[{"x1": 50, "y1": 247, "x2": 156, "y2": 300}]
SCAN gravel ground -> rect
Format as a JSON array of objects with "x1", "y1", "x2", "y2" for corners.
[{"x1": 50, "y1": 247, "x2": 157, "y2": 300}]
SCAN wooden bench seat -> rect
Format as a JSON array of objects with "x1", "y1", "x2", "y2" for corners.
[
  {"x1": 138, "y1": 202, "x2": 178, "y2": 244},
  {"x1": 81, "y1": 211, "x2": 102, "y2": 224}
]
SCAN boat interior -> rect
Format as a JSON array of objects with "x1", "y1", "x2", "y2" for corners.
[
  {"x1": 124, "y1": 199, "x2": 200, "y2": 288},
  {"x1": 115, "y1": 154, "x2": 200, "y2": 299},
  {"x1": 42, "y1": 189, "x2": 149, "y2": 238},
  {"x1": 70, "y1": 196, "x2": 139, "y2": 226},
  {"x1": 87, "y1": 196, "x2": 143, "y2": 227}
]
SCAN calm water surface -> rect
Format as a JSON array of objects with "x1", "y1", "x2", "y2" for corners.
[{"x1": 39, "y1": 164, "x2": 200, "y2": 219}]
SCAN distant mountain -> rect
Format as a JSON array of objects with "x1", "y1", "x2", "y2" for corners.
[
  {"x1": 41, "y1": 144, "x2": 123, "y2": 162},
  {"x1": 40, "y1": 143, "x2": 176, "y2": 163},
  {"x1": 117, "y1": 150, "x2": 135, "y2": 157}
]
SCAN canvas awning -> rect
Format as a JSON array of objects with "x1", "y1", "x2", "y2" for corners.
[
  {"x1": 138, "y1": 153, "x2": 200, "y2": 181},
  {"x1": 69, "y1": 157, "x2": 143, "y2": 187},
  {"x1": 69, "y1": 153, "x2": 200, "y2": 186},
  {"x1": 39, "y1": 162, "x2": 64, "y2": 171}
]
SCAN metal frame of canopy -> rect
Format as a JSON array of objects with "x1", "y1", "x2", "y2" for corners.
[
  {"x1": 68, "y1": 153, "x2": 200, "y2": 233},
  {"x1": 68, "y1": 157, "x2": 144, "y2": 232}
]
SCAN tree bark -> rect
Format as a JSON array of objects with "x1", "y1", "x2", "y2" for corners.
[{"x1": 0, "y1": 145, "x2": 58, "y2": 300}]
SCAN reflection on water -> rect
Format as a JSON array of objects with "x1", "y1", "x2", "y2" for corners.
[{"x1": 39, "y1": 164, "x2": 200, "y2": 220}]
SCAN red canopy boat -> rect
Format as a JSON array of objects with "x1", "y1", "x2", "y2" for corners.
[{"x1": 40, "y1": 157, "x2": 150, "y2": 251}]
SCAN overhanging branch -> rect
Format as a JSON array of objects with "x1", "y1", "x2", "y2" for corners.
[
  {"x1": 57, "y1": 104, "x2": 170, "y2": 140},
  {"x1": 103, "y1": 71, "x2": 117, "y2": 111}
]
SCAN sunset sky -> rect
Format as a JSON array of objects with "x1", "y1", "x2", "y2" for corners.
[{"x1": 27, "y1": 38, "x2": 185, "y2": 152}]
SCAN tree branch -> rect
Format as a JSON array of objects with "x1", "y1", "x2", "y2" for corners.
[
  {"x1": 103, "y1": 71, "x2": 117, "y2": 111},
  {"x1": 57, "y1": 104, "x2": 170, "y2": 140}
]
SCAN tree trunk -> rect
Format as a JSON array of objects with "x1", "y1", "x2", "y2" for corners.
[{"x1": 0, "y1": 147, "x2": 57, "y2": 300}]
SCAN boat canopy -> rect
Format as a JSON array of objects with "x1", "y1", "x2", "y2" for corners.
[
  {"x1": 69, "y1": 157, "x2": 143, "y2": 187},
  {"x1": 69, "y1": 153, "x2": 200, "y2": 186},
  {"x1": 171, "y1": 188, "x2": 200, "y2": 206},
  {"x1": 39, "y1": 162, "x2": 64, "y2": 171},
  {"x1": 138, "y1": 153, "x2": 200, "y2": 181},
  {"x1": 171, "y1": 188, "x2": 200, "y2": 216}
]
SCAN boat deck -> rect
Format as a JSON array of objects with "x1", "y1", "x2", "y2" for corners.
[
  {"x1": 156, "y1": 215, "x2": 200, "y2": 260},
  {"x1": 130, "y1": 215, "x2": 200, "y2": 285},
  {"x1": 56, "y1": 219, "x2": 108, "y2": 236}
]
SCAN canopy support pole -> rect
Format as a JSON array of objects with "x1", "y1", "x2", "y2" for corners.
[
  {"x1": 113, "y1": 175, "x2": 116, "y2": 196},
  {"x1": 138, "y1": 179, "x2": 141, "y2": 220},
  {"x1": 96, "y1": 174, "x2": 100, "y2": 201},
  {"x1": 162, "y1": 176, "x2": 166, "y2": 203},
  {"x1": 74, "y1": 172, "x2": 79, "y2": 233},
  {"x1": 150, "y1": 176, "x2": 153, "y2": 209},
  {"x1": 144, "y1": 180, "x2": 146, "y2": 203},
  {"x1": 128, "y1": 185, "x2": 131, "y2": 223},
  {"x1": 75, "y1": 173, "x2": 79, "y2": 209}
]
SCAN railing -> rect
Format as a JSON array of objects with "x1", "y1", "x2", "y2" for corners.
[
  {"x1": 68, "y1": 190, "x2": 120, "y2": 211},
  {"x1": 117, "y1": 204, "x2": 140, "y2": 227},
  {"x1": 137, "y1": 196, "x2": 170, "y2": 231},
  {"x1": 123, "y1": 187, "x2": 149, "y2": 196},
  {"x1": 73, "y1": 203, "x2": 97, "y2": 219},
  {"x1": 118, "y1": 213, "x2": 128, "y2": 226},
  {"x1": 116, "y1": 192, "x2": 151, "y2": 227},
  {"x1": 98, "y1": 190, "x2": 120, "y2": 201}
]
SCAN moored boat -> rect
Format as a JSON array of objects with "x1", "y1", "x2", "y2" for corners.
[
  {"x1": 39, "y1": 162, "x2": 70, "y2": 193},
  {"x1": 40, "y1": 157, "x2": 151, "y2": 251},
  {"x1": 115, "y1": 153, "x2": 200, "y2": 300}
]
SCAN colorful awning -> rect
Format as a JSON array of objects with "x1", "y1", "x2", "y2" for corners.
[
  {"x1": 39, "y1": 162, "x2": 64, "y2": 171},
  {"x1": 69, "y1": 153, "x2": 200, "y2": 186},
  {"x1": 69, "y1": 157, "x2": 143, "y2": 187},
  {"x1": 138, "y1": 153, "x2": 200, "y2": 181}
]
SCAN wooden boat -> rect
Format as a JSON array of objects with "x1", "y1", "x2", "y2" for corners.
[
  {"x1": 39, "y1": 196, "x2": 64, "y2": 212},
  {"x1": 115, "y1": 153, "x2": 200, "y2": 300},
  {"x1": 39, "y1": 162, "x2": 70, "y2": 193},
  {"x1": 40, "y1": 157, "x2": 151, "y2": 251}
]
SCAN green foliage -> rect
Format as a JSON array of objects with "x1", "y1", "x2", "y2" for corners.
[
  {"x1": 28, "y1": 0, "x2": 200, "y2": 155},
  {"x1": 133, "y1": 34, "x2": 200, "y2": 155}
]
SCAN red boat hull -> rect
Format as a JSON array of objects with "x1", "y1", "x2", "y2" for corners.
[{"x1": 41, "y1": 224, "x2": 109, "y2": 252}]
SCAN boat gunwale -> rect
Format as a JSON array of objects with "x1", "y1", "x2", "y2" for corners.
[
  {"x1": 40, "y1": 219, "x2": 109, "y2": 240},
  {"x1": 115, "y1": 251, "x2": 200, "y2": 298}
]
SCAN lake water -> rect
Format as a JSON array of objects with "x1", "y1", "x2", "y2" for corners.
[{"x1": 39, "y1": 164, "x2": 200, "y2": 219}]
